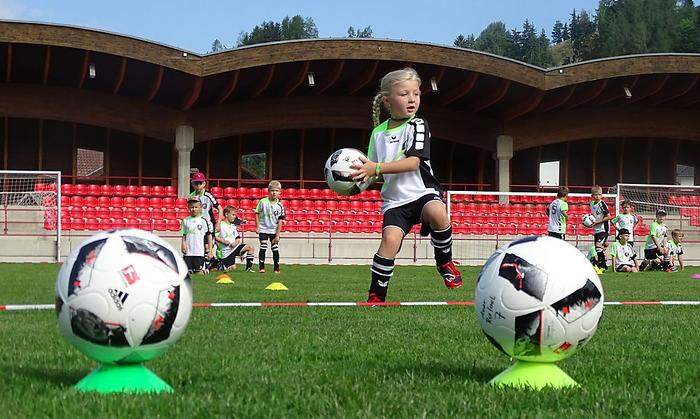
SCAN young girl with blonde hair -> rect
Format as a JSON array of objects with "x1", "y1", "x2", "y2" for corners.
[{"x1": 351, "y1": 67, "x2": 462, "y2": 303}]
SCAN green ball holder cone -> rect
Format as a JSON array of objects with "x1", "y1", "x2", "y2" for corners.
[
  {"x1": 75, "y1": 363, "x2": 174, "y2": 394},
  {"x1": 489, "y1": 360, "x2": 580, "y2": 390}
]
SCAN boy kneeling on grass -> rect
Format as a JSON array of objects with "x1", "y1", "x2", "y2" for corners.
[
  {"x1": 216, "y1": 206, "x2": 255, "y2": 272},
  {"x1": 610, "y1": 228, "x2": 639, "y2": 273}
]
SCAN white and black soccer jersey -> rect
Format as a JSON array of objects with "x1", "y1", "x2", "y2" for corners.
[
  {"x1": 255, "y1": 198, "x2": 286, "y2": 234},
  {"x1": 590, "y1": 200, "x2": 610, "y2": 234},
  {"x1": 217, "y1": 220, "x2": 240, "y2": 259},
  {"x1": 612, "y1": 213, "x2": 637, "y2": 243},
  {"x1": 610, "y1": 241, "x2": 636, "y2": 269},
  {"x1": 181, "y1": 216, "x2": 213, "y2": 257},
  {"x1": 546, "y1": 198, "x2": 569, "y2": 234},
  {"x1": 187, "y1": 190, "x2": 219, "y2": 223},
  {"x1": 367, "y1": 116, "x2": 442, "y2": 213}
]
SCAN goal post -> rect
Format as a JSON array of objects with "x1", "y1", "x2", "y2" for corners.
[
  {"x1": 616, "y1": 182, "x2": 700, "y2": 235},
  {"x1": 0, "y1": 170, "x2": 61, "y2": 262},
  {"x1": 446, "y1": 190, "x2": 616, "y2": 264}
]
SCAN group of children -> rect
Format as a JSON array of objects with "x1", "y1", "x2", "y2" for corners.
[
  {"x1": 547, "y1": 185, "x2": 685, "y2": 274},
  {"x1": 181, "y1": 175, "x2": 285, "y2": 276}
]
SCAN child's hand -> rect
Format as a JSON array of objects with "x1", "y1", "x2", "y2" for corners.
[
  {"x1": 181, "y1": 244, "x2": 187, "y2": 254},
  {"x1": 272, "y1": 235, "x2": 280, "y2": 245},
  {"x1": 350, "y1": 156, "x2": 376, "y2": 183}
]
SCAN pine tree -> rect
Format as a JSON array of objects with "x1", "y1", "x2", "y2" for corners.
[
  {"x1": 237, "y1": 15, "x2": 318, "y2": 46},
  {"x1": 453, "y1": 34, "x2": 476, "y2": 48},
  {"x1": 552, "y1": 20, "x2": 565, "y2": 44},
  {"x1": 347, "y1": 25, "x2": 373, "y2": 38},
  {"x1": 210, "y1": 39, "x2": 226, "y2": 53},
  {"x1": 475, "y1": 21, "x2": 513, "y2": 57}
]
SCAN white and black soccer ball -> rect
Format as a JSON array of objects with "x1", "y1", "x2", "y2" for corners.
[
  {"x1": 582, "y1": 214, "x2": 596, "y2": 228},
  {"x1": 324, "y1": 148, "x2": 372, "y2": 196},
  {"x1": 55, "y1": 229, "x2": 192, "y2": 364},
  {"x1": 475, "y1": 235, "x2": 604, "y2": 362}
]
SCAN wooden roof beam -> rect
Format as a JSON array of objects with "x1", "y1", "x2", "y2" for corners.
[
  {"x1": 217, "y1": 70, "x2": 240, "y2": 104},
  {"x1": 565, "y1": 79, "x2": 607, "y2": 109},
  {"x1": 537, "y1": 85, "x2": 576, "y2": 113},
  {"x1": 314, "y1": 60, "x2": 345, "y2": 96},
  {"x1": 42, "y1": 45, "x2": 51, "y2": 84},
  {"x1": 283, "y1": 61, "x2": 310, "y2": 97},
  {"x1": 595, "y1": 76, "x2": 639, "y2": 106},
  {"x1": 181, "y1": 76, "x2": 203, "y2": 110},
  {"x1": 77, "y1": 50, "x2": 89, "y2": 88},
  {"x1": 250, "y1": 65, "x2": 275, "y2": 98},
  {"x1": 628, "y1": 74, "x2": 670, "y2": 104},
  {"x1": 439, "y1": 72, "x2": 478, "y2": 106},
  {"x1": 346, "y1": 61, "x2": 378, "y2": 95},
  {"x1": 146, "y1": 65, "x2": 164, "y2": 102},
  {"x1": 502, "y1": 90, "x2": 545, "y2": 121},
  {"x1": 471, "y1": 79, "x2": 510, "y2": 112},
  {"x1": 649, "y1": 75, "x2": 699, "y2": 107},
  {"x1": 112, "y1": 57, "x2": 127, "y2": 94}
]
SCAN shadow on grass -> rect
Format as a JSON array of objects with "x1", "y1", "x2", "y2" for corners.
[
  {"x1": 2, "y1": 364, "x2": 86, "y2": 387},
  {"x1": 383, "y1": 360, "x2": 502, "y2": 384}
]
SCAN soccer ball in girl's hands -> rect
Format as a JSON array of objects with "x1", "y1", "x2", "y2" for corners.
[
  {"x1": 582, "y1": 214, "x2": 596, "y2": 228},
  {"x1": 55, "y1": 229, "x2": 192, "y2": 364},
  {"x1": 475, "y1": 236, "x2": 604, "y2": 362},
  {"x1": 324, "y1": 148, "x2": 373, "y2": 196}
]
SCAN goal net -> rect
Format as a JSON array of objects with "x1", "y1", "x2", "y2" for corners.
[
  {"x1": 0, "y1": 170, "x2": 61, "y2": 261},
  {"x1": 446, "y1": 190, "x2": 616, "y2": 264},
  {"x1": 617, "y1": 182, "x2": 700, "y2": 240}
]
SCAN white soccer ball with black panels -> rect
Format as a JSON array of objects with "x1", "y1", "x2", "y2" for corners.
[
  {"x1": 582, "y1": 214, "x2": 596, "y2": 228},
  {"x1": 55, "y1": 229, "x2": 192, "y2": 364},
  {"x1": 324, "y1": 148, "x2": 372, "y2": 196},
  {"x1": 475, "y1": 235, "x2": 604, "y2": 363}
]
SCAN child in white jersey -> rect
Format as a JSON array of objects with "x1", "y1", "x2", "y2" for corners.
[
  {"x1": 255, "y1": 180, "x2": 286, "y2": 273},
  {"x1": 546, "y1": 187, "x2": 569, "y2": 240},
  {"x1": 667, "y1": 229, "x2": 684, "y2": 271},
  {"x1": 181, "y1": 198, "x2": 214, "y2": 274},
  {"x1": 216, "y1": 206, "x2": 255, "y2": 272},
  {"x1": 350, "y1": 67, "x2": 462, "y2": 304},
  {"x1": 610, "y1": 228, "x2": 638, "y2": 272},
  {"x1": 611, "y1": 200, "x2": 639, "y2": 246},
  {"x1": 589, "y1": 185, "x2": 612, "y2": 271}
]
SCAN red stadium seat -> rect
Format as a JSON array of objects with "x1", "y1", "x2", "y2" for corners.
[
  {"x1": 250, "y1": 187, "x2": 263, "y2": 198},
  {"x1": 123, "y1": 197, "x2": 136, "y2": 207},
  {"x1": 151, "y1": 185, "x2": 164, "y2": 197},
  {"x1": 69, "y1": 196, "x2": 84, "y2": 207},
  {"x1": 112, "y1": 217, "x2": 126, "y2": 230},
  {"x1": 125, "y1": 185, "x2": 138, "y2": 196},
  {"x1": 137, "y1": 185, "x2": 149, "y2": 196},
  {"x1": 109, "y1": 208, "x2": 124, "y2": 219},
  {"x1": 60, "y1": 195, "x2": 70, "y2": 207},
  {"x1": 164, "y1": 186, "x2": 176, "y2": 197},
  {"x1": 70, "y1": 217, "x2": 85, "y2": 230},
  {"x1": 113, "y1": 185, "x2": 127, "y2": 196},
  {"x1": 210, "y1": 186, "x2": 223, "y2": 197},
  {"x1": 85, "y1": 218, "x2": 99, "y2": 230},
  {"x1": 223, "y1": 187, "x2": 236, "y2": 199},
  {"x1": 109, "y1": 196, "x2": 124, "y2": 208},
  {"x1": 148, "y1": 197, "x2": 162, "y2": 209},
  {"x1": 167, "y1": 219, "x2": 181, "y2": 231},
  {"x1": 61, "y1": 183, "x2": 75, "y2": 196},
  {"x1": 87, "y1": 184, "x2": 100, "y2": 196},
  {"x1": 97, "y1": 184, "x2": 111, "y2": 196},
  {"x1": 97, "y1": 196, "x2": 110, "y2": 207},
  {"x1": 74, "y1": 184, "x2": 88, "y2": 196},
  {"x1": 135, "y1": 196, "x2": 148, "y2": 207}
]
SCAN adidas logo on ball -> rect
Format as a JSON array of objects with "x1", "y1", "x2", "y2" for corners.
[{"x1": 108, "y1": 288, "x2": 129, "y2": 311}]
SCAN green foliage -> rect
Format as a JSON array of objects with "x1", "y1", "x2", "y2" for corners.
[
  {"x1": 236, "y1": 15, "x2": 318, "y2": 47},
  {"x1": 453, "y1": 34, "x2": 476, "y2": 48},
  {"x1": 1, "y1": 264, "x2": 699, "y2": 416},
  {"x1": 569, "y1": 9, "x2": 598, "y2": 62},
  {"x1": 210, "y1": 39, "x2": 226, "y2": 53},
  {"x1": 347, "y1": 25, "x2": 373, "y2": 38},
  {"x1": 474, "y1": 21, "x2": 512, "y2": 57}
]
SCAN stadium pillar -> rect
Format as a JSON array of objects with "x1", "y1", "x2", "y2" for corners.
[
  {"x1": 175, "y1": 125, "x2": 194, "y2": 198},
  {"x1": 496, "y1": 135, "x2": 513, "y2": 204}
]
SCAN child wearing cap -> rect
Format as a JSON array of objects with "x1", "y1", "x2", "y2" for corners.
[{"x1": 610, "y1": 228, "x2": 639, "y2": 273}]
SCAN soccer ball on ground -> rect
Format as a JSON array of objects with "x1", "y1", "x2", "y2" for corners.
[
  {"x1": 582, "y1": 214, "x2": 596, "y2": 228},
  {"x1": 475, "y1": 235, "x2": 604, "y2": 363},
  {"x1": 56, "y1": 229, "x2": 192, "y2": 364},
  {"x1": 324, "y1": 148, "x2": 373, "y2": 196}
]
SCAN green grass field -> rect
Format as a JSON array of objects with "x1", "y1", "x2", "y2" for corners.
[{"x1": 1, "y1": 263, "x2": 699, "y2": 417}]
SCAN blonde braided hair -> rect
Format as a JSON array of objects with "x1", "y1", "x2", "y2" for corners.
[{"x1": 371, "y1": 67, "x2": 421, "y2": 127}]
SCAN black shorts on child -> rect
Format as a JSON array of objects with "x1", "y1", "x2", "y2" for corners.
[
  {"x1": 259, "y1": 233, "x2": 277, "y2": 242},
  {"x1": 644, "y1": 248, "x2": 661, "y2": 260},
  {"x1": 594, "y1": 232, "x2": 609, "y2": 246},
  {"x1": 184, "y1": 256, "x2": 206, "y2": 272},
  {"x1": 220, "y1": 244, "x2": 246, "y2": 268},
  {"x1": 382, "y1": 193, "x2": 442, "y2": 236}
]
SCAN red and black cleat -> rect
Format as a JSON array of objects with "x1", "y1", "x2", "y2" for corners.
[
  {"x1": 438, "y1": 261, "x2": 463, "y2": 289},
  {"x1": 367, "y1": 292, "x2": 386, "y2": 305}
]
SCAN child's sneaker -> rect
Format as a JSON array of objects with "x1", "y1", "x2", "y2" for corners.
[
  {"x1": 259, "y1": 268, "x2": 266, "y2": 273},
  {"x1": 245, "y1": 267, "x2": 253, "y2": 272},
  {"x1": 437, "y1": 261, "x2": 463, "y2": 289},
  {"x1": 274, "y1": 267, "x2": 280, "y2": 274}
]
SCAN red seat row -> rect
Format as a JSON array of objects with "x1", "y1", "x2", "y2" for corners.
[{"x1": 60, "y1": 184, "x2": 176, "y2": 197}]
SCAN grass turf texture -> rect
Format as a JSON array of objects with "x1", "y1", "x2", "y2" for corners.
[{"x1": 0, "y1": 264, "x2": 698, "y2": 417}]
